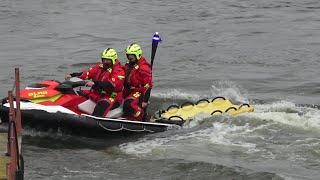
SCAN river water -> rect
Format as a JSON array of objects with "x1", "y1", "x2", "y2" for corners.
[{"x1": 1, "y1": 0, "x2": 320, "y2": 179}]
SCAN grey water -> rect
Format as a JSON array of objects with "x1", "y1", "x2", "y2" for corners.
[{"x1": 1, "y1": 0, "x2": 320, "y2": 179}]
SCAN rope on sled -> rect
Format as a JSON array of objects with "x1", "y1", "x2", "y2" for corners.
[
  {"x1": 98, "y1": 122, "x2": 123, "y2": 132},
  {"x1": 98, "y1": 121, "x2": 155, "y2": 133}
]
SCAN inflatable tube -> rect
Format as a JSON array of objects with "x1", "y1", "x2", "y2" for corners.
[{"x1": 158, "y1": 97, "x2": 254, "y2": 122}]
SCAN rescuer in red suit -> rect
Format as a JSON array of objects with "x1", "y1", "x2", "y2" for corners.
[
  {"x1": 123, "y1": 43, "x2": 153, "y2": 121},
  {"x1": 66, "y1": 48, "x2": 125, "y2": 117}
]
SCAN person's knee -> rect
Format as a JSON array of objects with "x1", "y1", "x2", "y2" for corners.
[
  {"x1": 97, "y1": 100, "x2": 110, "y2": 107},
  {"x1": 92, "y1": 100, "x2": 110, "y2": 117}
]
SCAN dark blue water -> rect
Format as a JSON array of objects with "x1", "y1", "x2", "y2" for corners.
[{"x1": 1, "y1": 0, "x2": 320, "y2": 179}]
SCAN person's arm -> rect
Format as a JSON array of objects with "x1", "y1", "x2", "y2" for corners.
[
  {"x1": 93, "y1": 81, "x2": 114, "y2": 91},
  {"x1": 94, "y1": 67, "x2": 125, "y2": 93},
  {"x1": 79, "y1": 65, "x2": 98, "y2": 80}
]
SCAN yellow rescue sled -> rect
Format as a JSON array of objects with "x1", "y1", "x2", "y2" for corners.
[{"x1": 154, "y1": 97, "x2": 254, "y2": 124}]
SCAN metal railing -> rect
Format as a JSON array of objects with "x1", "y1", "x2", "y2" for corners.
[{"x1": 6, "y1": 68, "x2": 24, "y2": 180}]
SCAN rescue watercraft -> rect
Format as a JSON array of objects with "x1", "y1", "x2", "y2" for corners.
[{"x1": 0, "y1": 77, "x2": 254, "y2": 135}]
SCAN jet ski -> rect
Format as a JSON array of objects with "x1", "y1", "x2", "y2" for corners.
[
  {"x1": 0, "y1": 77, "x2": 254, "y2": 135},
  {"x1": 0, "y1": 77, "x2": 180, "y2": 135}
]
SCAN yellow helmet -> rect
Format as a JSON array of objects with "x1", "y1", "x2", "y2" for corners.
[
  {"x1": 125, "y1": 43, "x2": 143, "y2": 60},
  {"x1": 101, "y1": 48, "x2": 118, "y2": 64}
]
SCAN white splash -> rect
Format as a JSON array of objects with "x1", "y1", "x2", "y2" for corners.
[
  {"x1": 119, "y1": 122, "x2": 256, "y2": 157},
  {"x1": 210, "y1": 80, "x2": 249, "y2": 103},
  {"x1": 254, "y1": 101, "x2": 296, "y2": 112},
  {"x1": 244, "y1": 101, "x2": 320, "y2": 131},
  {"x1": 184, "y1": 113, "x2": 212, "y2": 128}
]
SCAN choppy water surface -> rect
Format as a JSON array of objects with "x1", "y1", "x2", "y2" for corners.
[{"x1": 1, "y1": 0, "x2": 320, "y2": 179}]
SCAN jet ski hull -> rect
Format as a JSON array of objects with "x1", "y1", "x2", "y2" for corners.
[{"x1": 0, "y1": 104, "x2": 178, "y2": 137}]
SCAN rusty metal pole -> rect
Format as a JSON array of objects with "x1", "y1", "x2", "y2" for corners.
[
  {"x1": 7, "y1": 91, "x2": 18, "y2": 180},
  {"x1": 8, "y1": 91, "x2": 15, "y2": 123},
  {"x1": 14, "y1": 68, "x2": 23, "y2": 180},
  {"x1": 7, "y1": 122, "x2": 18, "y2": 180},
  {"x1": 7, "y1": 91, "x2": 15, "y2": 155},
  {"x1": 15, "y1": 68, "x2": 22, "y2": 134}
]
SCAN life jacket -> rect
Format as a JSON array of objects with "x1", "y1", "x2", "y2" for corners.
[
  {"x1": 79, "y1": 61, "x2": 125, "y2": 102},
  {"x1": 124, "y1": 57, "x2": 153, "y2": 98}
]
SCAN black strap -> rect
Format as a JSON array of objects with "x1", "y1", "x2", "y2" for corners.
[
  {"x1": 124, "y1": 66, "x2": 133, "y2": 89},
  {"x1": 143, "y1": 88, "x2": 151, "y2": 103}
]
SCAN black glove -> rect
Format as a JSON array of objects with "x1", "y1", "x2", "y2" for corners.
[{"x1": 93, "y1": 81, "x2": 115, "y2": 91}]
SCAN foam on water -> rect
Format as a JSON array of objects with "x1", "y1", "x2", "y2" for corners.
[
  {"x1": 22, "y1": 126, "x2": 65, "y2": 138},
  {"x1": 119, "y1": 98, "x2": 320, "y2": 180},
  {"x1": 244, "y1": 100, "x2": 320, "y2": 131},
  {"x1": 185, "y1": 113, "x2": 212, "y2": 128},
  {"x1": 119, "y1": 122, "x2": 256, "y2": 157}
]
